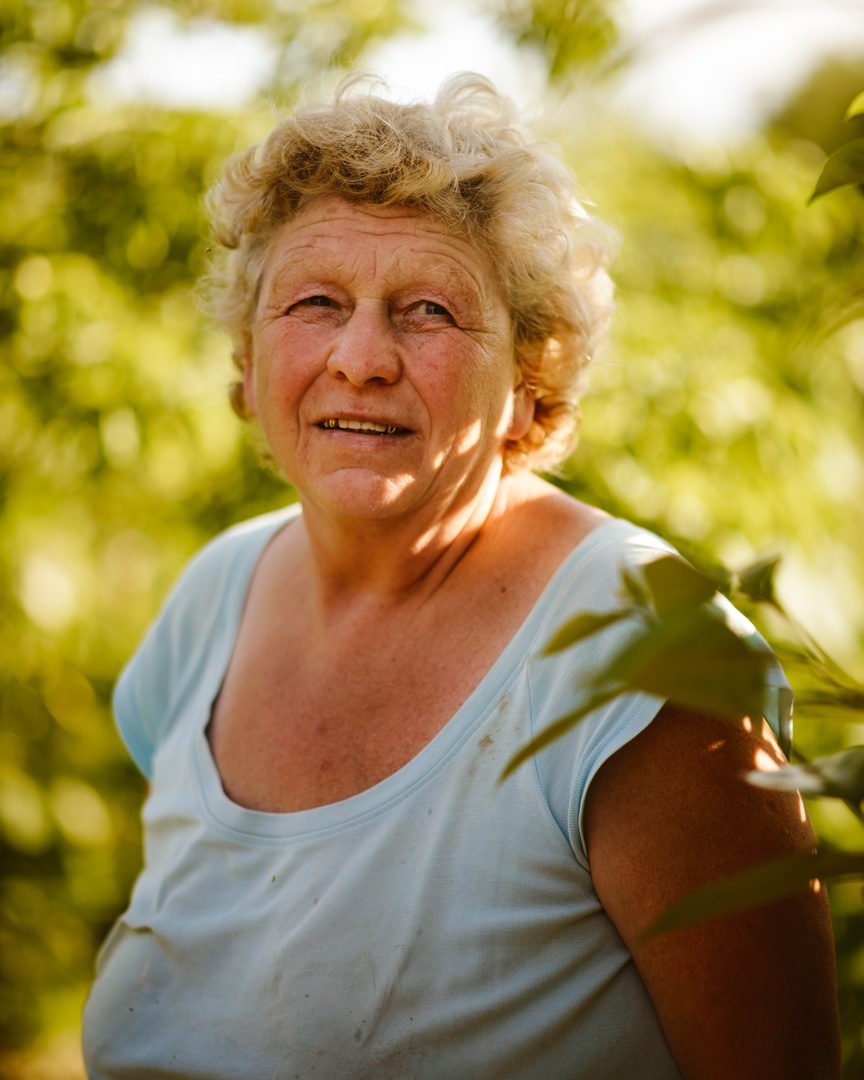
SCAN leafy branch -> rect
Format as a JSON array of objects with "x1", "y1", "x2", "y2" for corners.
[
  {"x1": 501, "y1": 553, "x2": 774, "y2": 781},
  {"x1": 503, "y1": 550, "x2": 864, "y2": 938},
  {"x1": 809, "y1": 88, "x2": 864, "y2": 202}
]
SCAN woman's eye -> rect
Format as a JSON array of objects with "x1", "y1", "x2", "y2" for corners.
[
  {"x1": 287, "y1": 295, "x2": 336, "y2": 316},
  {"x1": 415, "y1": 300, "x2": 451, "y2": 318}
]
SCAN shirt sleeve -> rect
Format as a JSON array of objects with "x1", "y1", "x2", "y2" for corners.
[
  {"x1": 111, "y1": 524, "x2": 261, "y2": 779},
  {"x1": 112, "y1": 600, "x2": 174, "y2": 780},
  {"x1": 112, "y1": 544, "x2": 227, "y2": 781},
  {"x1": 530, "y1": 522, "x2": 792, "y2": 870}
]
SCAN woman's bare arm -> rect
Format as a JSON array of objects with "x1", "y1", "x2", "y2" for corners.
[{"x1": 584, "y1": 701, "x2": 841, "y2": 1080}]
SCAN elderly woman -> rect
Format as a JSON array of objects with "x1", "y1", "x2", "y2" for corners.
[{"x1": 83, "y1": 76, "x2": 839, "y2": 1079}]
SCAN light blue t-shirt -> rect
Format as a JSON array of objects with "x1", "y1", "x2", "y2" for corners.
[{"x1": 83, "y1": 508, "x2": 789, "y2": 1079}]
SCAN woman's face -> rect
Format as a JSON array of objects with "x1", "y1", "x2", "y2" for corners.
[{"x1": 246, "y1": 196, "x2": 531, "y2": 522}]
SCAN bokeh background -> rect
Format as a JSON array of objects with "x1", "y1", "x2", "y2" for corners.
[{"x1": 2, "y1": 0, "x2": 864, "y2": 1075}]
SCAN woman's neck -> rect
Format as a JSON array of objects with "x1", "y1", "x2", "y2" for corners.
[{"x1": 294, "y1": 459, "x2": 522, "y2": 611}]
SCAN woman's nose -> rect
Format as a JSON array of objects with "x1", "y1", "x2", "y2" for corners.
[{"x1": 326, "y1": 303, "x2": 402, "y2": 386}]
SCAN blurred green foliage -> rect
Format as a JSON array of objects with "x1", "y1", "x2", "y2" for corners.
[
  {"x1": 770, "y1": 56, "x2": 864, "y2": 154},
  {"x1": 3, "y1": 0, "x2": 864, "y2": 1075},
  {"x1": 494, "y1": 0, "x2": 620, "y2": 80}
]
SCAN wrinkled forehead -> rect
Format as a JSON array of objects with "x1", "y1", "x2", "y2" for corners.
[
  {"x1": 269, "y1": 195, "x2": 480, "y2": 255},
  {"x1": 258, "y1": 194, "x2": 506, "y2": 301}
]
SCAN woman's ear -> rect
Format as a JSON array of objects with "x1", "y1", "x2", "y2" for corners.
[
  {"x1": 507, "y1": 378, "x2": 536, "y2": 441},
  {"x1": 242, "y1": 341, "x2": 258, "y2": 418}
]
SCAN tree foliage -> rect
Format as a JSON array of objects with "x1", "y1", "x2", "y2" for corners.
[
  {"x1": 3, "y1": 0, "x2": 864, "y2": 1075},
  {"x1": 810, "y1": 85, "x2": 864, "y2": 202}
]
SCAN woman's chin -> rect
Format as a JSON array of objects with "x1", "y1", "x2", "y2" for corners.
[{"x1": 295, "y1": 468, "x2": 428, "y2": 522}]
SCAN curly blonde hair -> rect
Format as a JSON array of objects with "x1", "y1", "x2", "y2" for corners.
[{"x1": 205, "y1": 73, "x2": 614, "y2": 471}]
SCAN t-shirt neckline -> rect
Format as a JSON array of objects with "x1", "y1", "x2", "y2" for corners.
[{"x1": 192, "y1": 506, "x2": 630, "y2": 843}]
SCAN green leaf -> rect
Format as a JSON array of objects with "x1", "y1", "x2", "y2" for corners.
[
  {"x1": 620, "y1": 565, "x2": 652, "y2": 608},
  {"x1": 604, "y1": 608, "x2": 770, "y2": 721},
  {"x1": 795, "y1": 689, "x2": 864, "y2": 714},
  {"x1": 542, "y1": 609, "x2": 630, "y2": 655},
  {"x1": 846, "y1": 90, "x2": 864, "y2": 120},
  {"x1": 500, "y1": 688, "x2": 621, "y2": 781},
  {"x1": 641, "y1": 847, "x2": 864, "y2": 941},
  {"x1": 808, "y1": 138, "x2": 864, "y2": 202},
  {"x1": 496, "y1": 0, "x2": 619, "y2": 81},
  {"x1": 642, "y1": 555, "x2": 718, "y2": 617},
  {"x1": 747, "y1": 747, "x2": 864, "y2": 804},
  {"x1": 736, "y1": 555, "x2": 781, "y2": 607}
]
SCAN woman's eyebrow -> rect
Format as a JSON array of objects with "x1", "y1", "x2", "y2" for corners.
[
  {"x1": 262, "y1": 256, "x2": 490, "y2": 308},
  {"x1": 259, "y1": 259, "x2": 338, "y2": 302}
]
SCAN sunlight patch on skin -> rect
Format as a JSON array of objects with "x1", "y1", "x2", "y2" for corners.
[
  {"x1": 753, "y1": 746, "x2": 780, "y2": 773},
  {"x1": 706, "y1": 739, "x2": 725, "y2": 753},
  {"x1": 375, "y1": 473, "x2": 424, "y2": 512},
  {"x1": 742, "y1": 715, "x2": 753, "y2": 733},
  {"x1": 452, "y1": 417, "x2": 483, "y2": 458},
  {"x1": 797, "y1": 791, "x2": 807, "y2": 823}
]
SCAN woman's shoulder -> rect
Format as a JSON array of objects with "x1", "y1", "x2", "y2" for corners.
[
  {"x1": 509, "y1": 473, "x2": 609, "y2": 542},
  {"x1": 111, "y1": 503, "x2": 302, "y2": 778},
  {"x1": 142, "y1": 501, "x2": 304, "y2": 664},
  {"x1": 188, "y1": 502, "x2": 303, "y2": 577},
  {"x1": 505, "y1": 476, "x2": 671, "y2": 614},
  {"x1": 507, "y1": 473, "x2": 672, "y2": 557}
]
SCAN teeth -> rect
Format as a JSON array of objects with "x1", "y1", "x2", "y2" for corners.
[{"x1": 322, "y1": 419, "x2": 401, "y2": 434}]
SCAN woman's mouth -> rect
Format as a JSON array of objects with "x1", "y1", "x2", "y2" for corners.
[{"x1": 319, "y1": 419, "x2": 407, "y2": 435}]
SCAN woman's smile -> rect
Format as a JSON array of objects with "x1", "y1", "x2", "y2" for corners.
[{"x1": 319, "y1": 419, "x2": 406, "y2": 435}]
